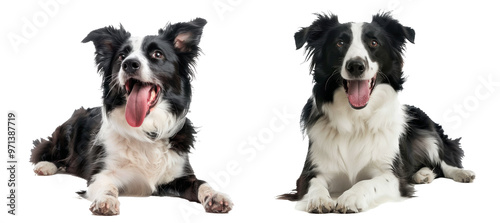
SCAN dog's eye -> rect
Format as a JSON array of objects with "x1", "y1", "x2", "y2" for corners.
[
  {"x1": 118, "y1": 53, "x2": 126, "y2": 61},
  {"x1": 336, "y1": 40, "x2": 345, "y2": 48},
  {"x1": 151, "y1": 50, "x2": 164, "y2": 60},
  {"x1": 369, "y1": 40, "x2": 379, "y2": 48}
]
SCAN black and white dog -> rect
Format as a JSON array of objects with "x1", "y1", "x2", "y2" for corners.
[
  {"x1": 279, "y1": 13, "x2": 475, "y2": 213},
  {"x1": 30, "y1": 18, "x2": 233, "y2": 215}
]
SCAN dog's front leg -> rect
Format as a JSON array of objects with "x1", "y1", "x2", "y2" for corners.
[
  {"x1": 299, "y1": 176, "x2": 336, "y2": 213},
  {"x1": 86, "y1": 170, "x2": 121, "y2": 215},
  {"x1": 336, "y1": 172, "x2": 401, "y2": 213},
  {"x1": 197, "y1": 183, "x2": 233, "y2": 213},
  {"x1": 155, "y1": 175, "x2": 233, "y2": 213}
]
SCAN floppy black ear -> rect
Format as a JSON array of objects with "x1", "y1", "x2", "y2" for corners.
[
  {"x1": 159, "y1": 18, "x2": 207, "y2": 53},
  {"x1": 295, "y1": 13, "x2": 339, "y2": 50},
  {"x1": 372, "y1": 13, "x2": 415, "y2": 44},
  {"x1": 294, "y1": 27, "x2": 309, "y2": 50},
  {"x1": 82, "y1": 25, "x2": 130, "y2": 74}
]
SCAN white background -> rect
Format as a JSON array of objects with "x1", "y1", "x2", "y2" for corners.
[{"x1": 1, "y1": 0, "x2": 499, "y2": 222}]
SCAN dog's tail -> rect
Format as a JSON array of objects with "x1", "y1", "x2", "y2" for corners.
[
  {"x1": 277, "y1": 191, "x2": 300, "y2": 201},
  {"x1": 76, "y1": 190, "x2": 88, "y2": 198},
  {"x1": 277, "y1": 170, "x2": 316, "y2": 201}
]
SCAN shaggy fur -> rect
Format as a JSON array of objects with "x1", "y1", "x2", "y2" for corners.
[
  {"x1": 31, "y1": 18, "x2": 233, "y2": 215},
  {"x1": 279, "y1": 13, "x2": 475, "y2": 213}
]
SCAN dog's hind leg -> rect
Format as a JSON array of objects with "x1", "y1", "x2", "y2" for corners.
[
  {"x1": 433, "y1": 123, "x2": 475, "y2": 183},
  {"x1": 403, "y1": 105, "x2": 475, "y2": 183},
  {"x1": 31, "y1": 125, "x2": 69, "y2": 175},
  {"x1": 412, "y1": 167, "x2": 436, "y2": 184},
  {"x1": 31, "y1": 107, "x2": 102, "y2": 179},
  {"x1": 440, "y1": 161, "x2": 475, "y2": 183},
  {"x1": 33, "y1": 161, "x2": 59, "y2": 176}
]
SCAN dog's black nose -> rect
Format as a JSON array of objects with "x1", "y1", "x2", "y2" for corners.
[
  {"x1": 346, "y1": 59, "x2": 365, "y2": 77},
  {"x1": 122, "y1": 58, "x2": 141, "y2": 74}
]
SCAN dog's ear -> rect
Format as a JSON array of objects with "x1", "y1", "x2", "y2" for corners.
[
  {"x1": 159, "y1": 18, "x2": 207, "y2": 53},
  {"x1": 295, "y1": 13, "x2": 339, "y2": 50},
  {"x1": 372, "y1": 13, "x2": 415, "y2": 45},
  {"x1": 82, "y1": 25, "x2": 130, "y2": 74}
]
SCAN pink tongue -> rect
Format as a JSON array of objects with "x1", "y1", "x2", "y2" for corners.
[
  {"x1": 125, "y1": 83, "x2": 153, "y2": 127},
  {"x1": 347, "y1": 80, "x2": 371, "y2": 108}
]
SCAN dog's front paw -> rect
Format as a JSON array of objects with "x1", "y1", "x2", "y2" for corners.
[
  {"x1": 336, "y1": 191, "x2": 368, "y2": 214},
  {"x1": 306, "y1": 195, "x2": 335, "y2": 214},
  {"x1": 202, "y1": 192, "x2": 233, "y2": 213},
  {"x1": 90, "y1": 195, "x2": 120, "y2": 216}
]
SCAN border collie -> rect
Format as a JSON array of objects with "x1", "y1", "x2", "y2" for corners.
[
  {"x1": 279, "y1": 13, "x2": 475, "y2": 213},
  {"x1": 30, "y1": 18, "x2": 233, "y2": 215}
]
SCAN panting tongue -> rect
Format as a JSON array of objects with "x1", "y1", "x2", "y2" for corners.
[
  {"x1": 347, "y1": 80, "x2": 371, "y2": 109},
  {"x1": 125, "y1": 83, "x2": 154, "y2": 127}
]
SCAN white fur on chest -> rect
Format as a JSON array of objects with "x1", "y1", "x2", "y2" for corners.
[
  {"x1": 307, "y1": 85, "x2": 405, "y2": 192},
  {"x1": 97, "y1": 106, "x2": 186, "y2": 193}
]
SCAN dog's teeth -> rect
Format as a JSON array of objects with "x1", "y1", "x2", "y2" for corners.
[{"x1": 150, "y1": 89, "x2": 156, "y2": 101}]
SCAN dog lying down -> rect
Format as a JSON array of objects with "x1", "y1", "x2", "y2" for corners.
[
  {"x1": 279, "y1": 13, "x2": 475, "y2": 213},
  {"x1": 31, "y1": 18, "x2": 233, "y2": 215}
]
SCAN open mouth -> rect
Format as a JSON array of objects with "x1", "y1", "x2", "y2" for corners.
[
  {"x1": 124, "y1": 78, "x2": 161, "y2": 127},
  {"x1": 342, "y1": 74, "x2": 377, "y2": 109}
]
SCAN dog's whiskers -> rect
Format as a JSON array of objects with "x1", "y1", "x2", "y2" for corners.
[
  {"x1": 105, "y1": 73, "x2": 123, "y2": 99},
  {"x1": 325, "y1": 67, "x2": 340, "y2": 91},
  {"x1": 377, "y1": 71, "x2": 391, "y2": 85}
]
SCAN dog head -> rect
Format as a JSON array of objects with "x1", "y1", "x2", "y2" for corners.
[
  {"x1": 82, "y1": 18, "x2": 206, "y2": 138},
  {"x1": 295, "y1": 13, "x2": 414, "y2": 109}
]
